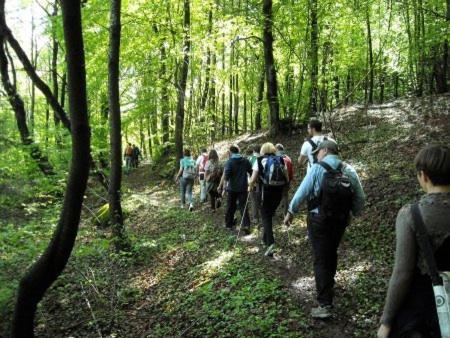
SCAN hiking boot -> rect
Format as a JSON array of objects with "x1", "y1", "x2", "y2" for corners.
[
  {"x1": 189, "y1": 204, "x2": 194, "y2": 212},
  {"x1": 264, "y1": 244, "x2": 275, "y2": 257},
  {"x1": 311, "y1": 305, "x2": 332, "y2": 319}
]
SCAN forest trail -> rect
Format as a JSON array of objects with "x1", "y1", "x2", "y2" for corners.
[{"x1": 2, "y1": 95, "x2": 449, "y2": 338}]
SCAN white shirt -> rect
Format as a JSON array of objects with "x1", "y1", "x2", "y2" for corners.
[
  {"x1": 299, "y1": 135, "x2": 336, "y2": 171},
  {"x1": 196, "y1": 153, "x2": 208, "y2": 171}
]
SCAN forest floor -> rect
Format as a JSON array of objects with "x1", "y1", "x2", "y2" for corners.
[{"x1": 1, "y1": 94, "x2": 449, "y2": 337}]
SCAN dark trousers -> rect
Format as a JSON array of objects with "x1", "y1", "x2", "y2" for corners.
[
  {"x1": 307, "y1": 212, "x2": 348, "y2": 306},
  {"x1": 225, "y1": 191, "x2": 250, "y2": 229},
  {"x1": 261, "y1": 187, "x2": 283, "y2": 246},
  {"x1": 209, "y1": 189, "x2": 220, "y2": 210}
]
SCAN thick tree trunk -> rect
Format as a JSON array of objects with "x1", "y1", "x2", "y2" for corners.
[
  {"x1": 309, "y1": 0, "x2": 319, "y2": 116},
  {"x1": 0, "y1": 37, "x2": 54, "y2": 176},
  {"x1": 108, "y1": 0, "x2": 126, "y2": 250},
  {"x1": 263, "y1": 0, "x2": 280, "y2": 135},
  {"x1": 174, "y1": 0, "x2": 190, "y2": 161},
  {"x1": 11, "y1": 0, "x2": 90, "y2": 335}
]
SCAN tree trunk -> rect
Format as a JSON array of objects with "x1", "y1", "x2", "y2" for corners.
[
  {"x1": 210, "y1": 53, "x2": 217, "y2": 141},
  {"x1": 174, "y1": 0, "x2": 190, "y2": 161},
  {"x1": 108, "y1": 0, "x2": 126, "y2": 250},
  {"x1": 12, "y1": 0, "x2": 90, "y2": 335},
  {"x1": 309, "y1": 0, "x2": 319, "y2": 116},
  {"x1": 0, "y1": 37, "x2": 54, "y2": 176},
  {"x1": 228, "y1": 74, "x2": 233, "y2": 134},
  {"x1": 0, "y1": 14, "x2": 71, "y2": 130},
  {"x1": 255, "y1": 64, "x2": 264, "y2": 130},
  {"x1": 234, "y1": 73, "x2": 239, "y2": 134},
  {"x1": 263, "y1": 0, "x2": 280, "y2": 135},
  {"x1": 51, "y1": 2, "x2": 60, "y2": 126},
  {"x1": 160, "y1": 42, "x2": 170, "y2": 144},
  {"x1": 200, "y1": 9, "x2": 213, "y2": 111},
  {"x1": 366, "y1": 6, "x2": 374, "y2": 104}
]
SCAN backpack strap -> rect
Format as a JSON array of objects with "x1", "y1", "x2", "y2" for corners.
[
  {"x1": 318, "y1": 161, "x2": 333, "y2": 172},
  {"x1": 411, "y1": 203, "x2": 442, "y2": 286},
  {"x1": 308, "y1": 139, "x2": 317, "y2": 150}
]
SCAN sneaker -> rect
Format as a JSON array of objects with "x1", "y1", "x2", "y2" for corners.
[
  {"x1": 189, "y1": 204, "x2": 194, "y2": 212},
  {"x1": 264, "y1": 244, "x2": 275, "y2": 257},
  {"x1": 311, "y1": 305, "x2": 332, "y2": 319}
]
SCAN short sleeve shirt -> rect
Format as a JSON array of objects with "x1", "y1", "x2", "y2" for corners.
[{"x1": 300, "y1": 135, "x2": 336, "y2": 171}]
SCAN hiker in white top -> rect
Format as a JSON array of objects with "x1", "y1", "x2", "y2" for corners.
[
  {"x1": 196, "y1": 147, "x2": 209, "y2": 203},
  {"x1": 298, "y1": 119, "x2": 336, "y2": 172}
]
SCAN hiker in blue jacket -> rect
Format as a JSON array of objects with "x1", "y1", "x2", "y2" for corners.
[{"x1": 284, "y1": 140, "x2": 365, "y2": 319}]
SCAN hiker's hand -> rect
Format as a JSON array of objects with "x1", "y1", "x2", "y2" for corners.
[
  {"x1": 283, "y1": 212, "x2": 293, "y2": 226},
  {"x1": 377, "y1": 324, "x2": 390, "y2": 338},
  {"x1": 175, "y1": 177, "x2": 179, "y2": 184}
]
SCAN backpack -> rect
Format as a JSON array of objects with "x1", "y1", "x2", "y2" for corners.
[
  {"x1": 310, "y1": 161, "x2": 353, "y2": 218},
  {"x1": 411, "y1": 203, "x2": 450, "y2": 338},
  {"x1": 282, "y1": 155, "x2": 294, "y2": 182},
  {"x1": 182, "y1": 158, "x2": 196, "y2": 179},
  {"x1": 308, "y1": 137, "x2": 328, "y2": 164},
  {"x1": 261, "y1": 155, "x2": 288, "y2": 187}
]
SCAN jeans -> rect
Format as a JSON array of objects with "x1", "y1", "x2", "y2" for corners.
[
  {"x1": 180, "y1": 177, "x2": 194, "y2": 205},
  {"x1": 307, "y1": 212, "x2": 348, "y2": 306},
  {"x1": 225, "y1": 191, "x2": 250, "y2": 229},
  {"x1": 250, "y1": 186, "x2": 261, "y2": 223},
  {"x1": 125, "y1": 156, "x2": 132, "y2": 172},
  {"x1": 199, "y1": 176, "x2": 207, "y2": 203},
  {"x1": 281, "y1": 184, "x2": 290, "y2": 216},
  {"x1": 260, "y1": 186, "x2": 283, "y2": 246}
]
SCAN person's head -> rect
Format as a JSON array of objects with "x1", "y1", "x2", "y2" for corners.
[
  {"x1": 208, "y1": 149, "x2": 219, "y2": 162},
  {"x1": 229, "y1": 145, "x2": 240, "y2": 154},
  {"x1": 275, "y1": 143, "x2": 284, "y2": 152},
  {"x1": 183, "y1": 148, "x2": 191, "y2": 157},
  {"x1": 415, "y1": 145, "x2": 450, "y2": 192},
  {"x1": 313, "y1": 140, "x2": 339, "y2": 161},
  {"x1": 308, "y1": 119, "x2": 323, "y2": 136},
  {"x1": 245, "y1": 147, "x2": 253, "y2": 156},
  {"x1": 201, "y1": 147, "x2": 208, "y2": 154},
  {"x1": 253, "y1": 145, "x2": 261, "y2": 154},
  {"x1": 260, "y1": 142, "x2": 277, "y2": 156}
]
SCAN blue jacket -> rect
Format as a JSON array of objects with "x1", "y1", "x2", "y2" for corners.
[
  {"x1": 288, "y1": 154, "x2": 365, "y2": 216},
  {"x1": 224, "y1": 154, "x2": 252, "y2": 192}
]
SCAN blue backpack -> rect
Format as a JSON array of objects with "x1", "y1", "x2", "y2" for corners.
[{"x1": 261, "y1": 155, "x2": 288, "y2": 187}]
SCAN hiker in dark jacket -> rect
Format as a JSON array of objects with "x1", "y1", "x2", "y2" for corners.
[
  {"x1": 378, "y1": 145, "x2": 450, "y2": 338},
  {"x1": 249, "y1": 142, "x2": 288, "y2": 257},
  {"x1": 205, "y1": 149, "x2": 223, "y2": 212},
  {"x1": 218, "y1": 145, "x2": 252, "y2": 233}
]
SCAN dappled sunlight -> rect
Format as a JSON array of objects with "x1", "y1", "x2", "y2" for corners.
[
  {"x1": 336, "y1": 260, "x2": 373, "y2": 284},
  {"x1": 291, "y1": 276, "x2": 315, "y2": 293}
]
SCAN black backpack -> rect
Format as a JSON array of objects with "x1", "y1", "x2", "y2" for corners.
[
  {"x1": 308, "y1": 161, "x2": 354, "y2": 219},
  {"x1": 308, "y1": 137, "x2": 328, "y2": 164}
]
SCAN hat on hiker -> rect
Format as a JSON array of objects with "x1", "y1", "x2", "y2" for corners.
[{"x1": 312, "y1": 140, "x2": 339, "y2": 154}]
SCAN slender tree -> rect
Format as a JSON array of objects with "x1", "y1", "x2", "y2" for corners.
[
  {"x1": 174, "y1": 0, "x2": 190, "y2": 161},
  {"x1": 12, "y1": 0, "x2": 91, "y2": 335},
  {"x1": 309, "y1": 0, "x2": 319, "y2": 115},
  {"x1": 108, "y1": 0, "x2": 127, "y2": 249}
]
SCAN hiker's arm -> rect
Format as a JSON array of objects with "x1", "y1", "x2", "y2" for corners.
[
  {"x1": 380, "y1": 206, "x2": 416, "y2": 327},
  {"x1": 288, "y1": 166, "x2": 317, "y2": 215},
  {"x1": 248, "y1": 169, "x2": 258, "y2": 190},
  {"x1": 218, "y1": 170, "x2": 226, "y2": 191},
  {"x1": 298, "y1": 154, "x2": 307, "y2": 166},
  {"x1": 175, "y1": 164, "x2": 183, "y2": 182}
]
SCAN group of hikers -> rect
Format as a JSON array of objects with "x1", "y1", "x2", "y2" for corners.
[
  {"x1": 174, "y1": 119, "x2": 450, "y2": 337},
  {"x1": 124, "y1": 142, "x2": 141, "y2": 172}
]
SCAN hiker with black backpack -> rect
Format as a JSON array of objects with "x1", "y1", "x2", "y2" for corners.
[
  {"x1": 276, "y1": 143, "x2": 294, "y2": 215},
  {"x1": 378, "y1": 145, "x2": 450, "y2": 338},
  {"x1": 196, "y1": 147, "x2": 209, "y2": 203},
  {"x1": 284, "y1": 140, "x2": 365, "y2": 319},
  {"x1": 298, "y1": 119, "x2": 336, "y2": 172},
  {"x1": 249, "y1": 142, "x2": 289, "y2": 257},
  {"x1": 218, "y1": 145, "x2": 252, "y2": 234},
  {"x1": 175, "y1": 149, "x2": 196, "y2": 211}
]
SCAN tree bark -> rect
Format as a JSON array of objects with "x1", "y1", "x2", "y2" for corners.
[
  {"x1": 255, "y1": 64, "x2": 264, "y2": 130},
  {"x1": 262, "y1": 0, "x2": 280, "y2": 135},
  {"x1": 200, "y1": 9, "x2": 213, "y2": 111},
  {"x1": 366, "y1": 6, "x2": 374, "y2": 104},
  {"x1": 108, "y1": 0, "x2": 126, "y2": 250},
  {"x1": 174, "y1": 0, "x2": 190, "y2": 161},
  {"x1": 12, "y1": 0, "x2": 90, "y2": 335}
]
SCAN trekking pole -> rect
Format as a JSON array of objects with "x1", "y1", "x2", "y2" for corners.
[{"x1": 232, "y1": 192, "x2": 251, "y2": 248}]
